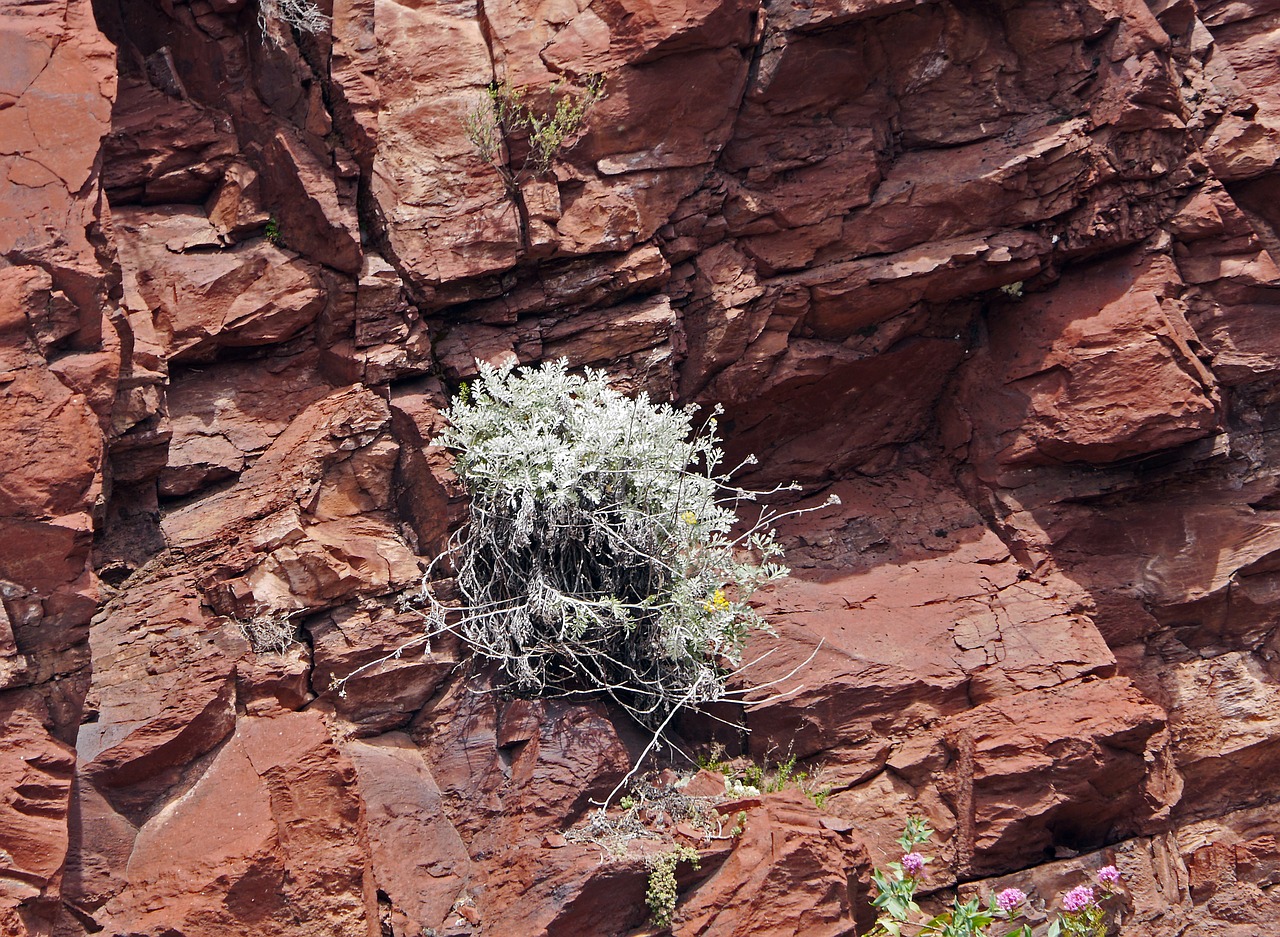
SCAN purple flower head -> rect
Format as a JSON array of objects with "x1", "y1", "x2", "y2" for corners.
[
  {"x1": 901, "y1": 852, "x2": 926, "y2": 876},
  {"x1": 1096, "y1": 865, "x2": 1121, "y2": 887},
  {"x1": 994, "y1": 888, "x2": 1027, "y2": 913},
  {"x1": 1061, "y1": 884, "x2": 1095, "y2": 913}
]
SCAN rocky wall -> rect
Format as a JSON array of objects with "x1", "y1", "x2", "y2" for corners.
[{"x1": 2, "y1": 0, "x2": 1280, "y2": 932}]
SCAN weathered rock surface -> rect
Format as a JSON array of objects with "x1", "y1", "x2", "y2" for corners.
[
  {"x1": 0, "y1": 693, "x2": 76, "y2": 935},
  {"x1": 113, "y1": 206, "x2": 328, "y2": 363},
  {"x1": 949, "y1": 249, "x2": 1222, "y2": 479},
  {"x1": 5, "y1": 0, "x2": 1280, "y2": 933},
  {"x1": 91, "y1": 710, "x2": 378, "y2": 937},
  {"x1": 0, "y1": 3, "x2": 119, "y2": 931},
  {"x1": 676, "y1": 792, "x2": 864, "y2": 936}
]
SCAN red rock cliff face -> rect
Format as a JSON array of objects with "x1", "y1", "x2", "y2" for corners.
[{"x1": 3, "y1": 0, "x2": 1280, "y2": 932}]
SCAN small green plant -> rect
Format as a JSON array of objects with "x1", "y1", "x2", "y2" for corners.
[
  {"x1": 264, "y1": 217, "x2": 282, "y2": 246},
  {"x1": 999, "y1": 281, "x2": 1024, "y2": 299},
  {"x1": 728, "y1": 810, "x2": 747, "y2": 838},
  {"x1": 464, "y1": 75, "x2": 604, "y2": 244},
  {"x1": 464, "y1": 75, "x2": 604, "y2": 192},
  {"x1": 766, "y1": 753, "x2": 797, "y2": 791},
  {"x1": 713, "y1": 750, "x2": 832, "y2": 808},
  {"x1": 867, "y1": 819, "x2": 1124, "y2": 937},
  {"x1": 646, "y1": 845, "x2": 700, "y2": 930},
  {"x1": 695, "y1": 744, "x2": 731, "y2": 775}
]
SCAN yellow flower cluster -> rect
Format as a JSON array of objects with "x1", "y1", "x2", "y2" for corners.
[{"x1": 703, "y1": 589, "x2": 730, "y2": 613}]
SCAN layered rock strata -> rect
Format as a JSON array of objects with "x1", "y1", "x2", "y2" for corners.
[{"x1": 2, "y1": 0, "x2": 1280, "y2": 933}]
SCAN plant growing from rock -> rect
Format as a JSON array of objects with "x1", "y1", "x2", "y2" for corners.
[
  {"x1": 564, "y1": 773, "x2": 743, "y2": 858},
  {"x1": 868, "y1": 819, "x2": 1125, "y2": 937},
  {"x1": 423, "y1": 359, "x2": 829, "y2": 731},
  {"x1": 256, "y1": 0, "x2": 328, "y2": 47},
  {"x1": 238, "y1": 608, "x2": 299, "y2": 654},
  {"x1": 646, "y1": 845, "x2": 700, "y2": 929},
  {"x1": 698, "y1": 746, "x2": 832, "y2": 807},
  {"x1": 465, "y1": 76, "x2": 604, "y2": 190},
  {"x1": 463, "y1": 76, "x2": 603, "y2": 241}
]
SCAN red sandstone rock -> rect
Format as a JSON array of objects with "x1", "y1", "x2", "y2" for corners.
[
  {"x1": 344, "y1": 733, "x2": 473, "y2": 936},
  {"x1": 363, "y1": 0, "x2": 519, "y2": 285},
  {"x1": 722, "y1": 476, "x2": 1171, "y2": 883},
  {"x1": 90, "y1": 711, "x2": 379, "y2": 937},
  {"x1": 78, "y1": 571, "x2": 239, "y2": 817},
  {"x1": 0, "y1": 30, "x2": 119, "y2": 882},
  {"x1": 0, "y1": 0, "x2": 116, "y2": 319},
  {"x1": 260, "y1": 127, "x2": 364, "y2": 274},
  {"x1": 0, "y1": 270, "x2": 103, "y2": 520},
  {"x1": 159, "y1": 348, "x2": 330, "y2": 498},
  {"x1": 919, "y1": 677, "x2": 1168, "y2": 877},
  {"x1": 113, "y1": 206, "x2": 328, "y2": 363},
  {"x1": 738, "y1": 476, "x2": 1116, "y2": 764},
  {"x1": 482, "y1": 845, "x2": 655, "y2": 936},
  {"x1": 308, "y1": 604, "x2": 457, "y2": 735},
  {"x1": 681, "y1": 769, "x2": 728, "y2": 799},
  {"x1": 676, "y1": 792, "x2": 863, "y2": 936},
  {"x1": 161, "y1": 386, "x2": 422, "y2": 620},
  {"x1": 413, "y1": 681, "x2": 641, "y2": 846},
  {"x1": 58, "y1": 774, "x2": 137, "y2": 924},
  {"x1": 383, "y1": 379, "x2": 468, "y2": 560},
  {"x1": 328, "y1": 0, "x2": 379, "y2": 168},
  {"x1": 8, "y1": 0, "x2": 1280, "y2": 934},
  {"x1": 949, "y1": 249, "x2": 1222, "y2": 483},
  {"x1": 0, "y1": 692, "x2": 76, "y2": 935},
  {"x1": 1174, "y1": 183, "x2": 1280, "y2": 385},
  {"x1": 102, "y1": 76, "x2": 238, "y2": 204}
]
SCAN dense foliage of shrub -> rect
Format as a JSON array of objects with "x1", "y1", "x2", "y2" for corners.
[{"x1": 424, "y1": 360, "x2": 817, "y2": 727}]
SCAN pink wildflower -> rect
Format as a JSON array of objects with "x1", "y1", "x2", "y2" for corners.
[
  {"x1": 1061, "y1": 884, "x2": 1095, "y2": 913},
  {"x1": 901, "y1": 852, "x2": 926, "y2": 876},
  {"x1": 1096, "y1": 865, "x2": 1121, "y2": 887},
  {"x1": 995, "y1": 888, "x2": 1027, "y2": 913}
]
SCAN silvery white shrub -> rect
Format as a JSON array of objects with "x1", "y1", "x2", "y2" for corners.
[{"x1": 423, "y1": 359, "x2": 804, "y2": 726}]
